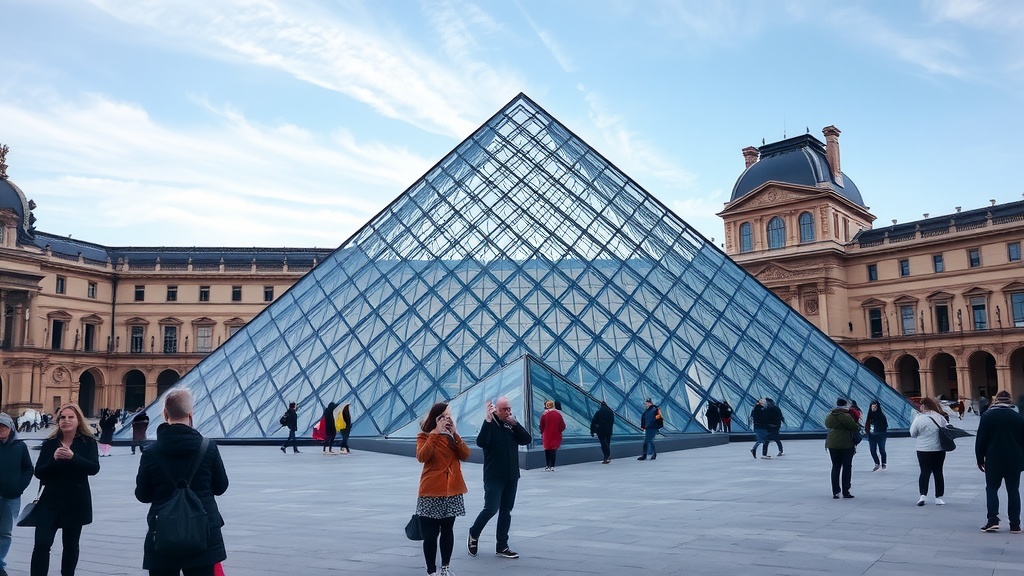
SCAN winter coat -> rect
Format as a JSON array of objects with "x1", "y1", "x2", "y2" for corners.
[
  {"x1": 719, "y1": 403, "x2": 734, "y2": 420},
  {"x1": 641, "y1": 405, "x2": 662, "y2": 430},
  {"x1": 322, "y1": 403, "x2": 338, "y2": 435},
  {"x1": 416, "y1": 432, "x2": 470, "y2": 497},
  {"x1": 750, "y1": 404, "x2": 769, "y2": 429},
  {"x1": 539, "y1": 409, "x2": 566, "y2": 450},
  {"x1": 99, "y1": 412, "x2": 118, "y2": 444},
  {"x1": 590, "y1": 404, "x2": 614, "y2": 437},
  {"x1": 764, "y1": 404, "x2": 784, "y2": 429},
  {"x1": 0, "y1": 427, "x2": 34, "y2": 498},
  {"x1": 135, "y1": 423, "x2": 229, "y2": 570},
  {"x1": 975, "y1": 404, "x2": 1024, "y2": 473},
  {"x1": 34, "y1": 434, "x2": 100, "y2": 526},
  {"x1": 824, "y1": 408, "x2": 860, "y2": 449},
  {"x1": 476, "y1": 416, "x2": 531, "y2": 483},
  {"x1": 283, "y1": 407, "x2": 298, "y2": 432},
  {"x1": 864, "y1": 409, "x2": 888, "y2": 436},
  {"x1": 132, "y1": 411, "x2": 151, "y2": 442},
  {"x1": 909, "y1": 411, "x2": 945, "y2": 452}
]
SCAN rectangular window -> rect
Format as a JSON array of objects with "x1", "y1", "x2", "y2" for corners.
[
  {"x1": 900, "y1": 304, "x2": 916, "y2": 335},
  {"x1": 899, "y1": 259, "x2": 910, "y2": 277},
  {"x1": 263, "y1": 286, "x2": 274, "y2": 302},
  {"x1": 867, "y1": 264, "x2": 878, "y2": 282},
  {"x1": 868, "y1": 308, "x2": 883, "y2": 338},
  {"x1": 935, "y1": 304, "x2": 950, "y2": 333},
  {"x1": 971, "y1": 296, "x2": 987, "y2": 330},
  {"x1": 196, "y1": 326, "x2": 213, "y2": 353},
  {"x1": 933, "y1": 254, "x2": 944, "y2": 273},
  {"x1": 1012, "y1": 293, "x2": 1024, "y2": 328},
  {"x1": 163, "y1": 326, "x2": 178, "y2": 353},
  {"x1": 199, "y1": 286, "x2": 210, "y2": 302},
  {"x1": 968, "y1": 248, "x2": 981, "y2": 268},
  {"x1": 166, "y1": 285, "x2": 177, "y2": 302},
  {"x1": 1009, "y1": 242, "x2": 1022, "y2": 262},
  {"x1": 51, "y1": 320, "x2": 64, "y2": 350},
  {"x1": 56, "y1": 276, "x2": 66, "y2": 294},
  {"x1": 87, "y1": 282, "x2": 97, "y2": 299},
  {"x1": 130, "y1": 326, "x2": 145, "y2": 353},
  {"x1": 84, "y1": 324, "x2": 96, "y2": 352},
  {"x1": 134, "y1": 285, "x2": 145, "y2": 302},
  {"x1": 228, "y1": 325, "x2": 242, "y2": 338},
  {"x1": 231, "y1": 286, "x2": 242, "y2": 302}
]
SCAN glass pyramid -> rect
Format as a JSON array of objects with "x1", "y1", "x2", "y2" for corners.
[{"x1": 116, "y1": 93, "x2": 913, "y2": 444}]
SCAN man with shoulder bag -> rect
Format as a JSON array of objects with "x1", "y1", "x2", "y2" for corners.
[
  {"x1": 135, "y1": 389, "x2": 229, "y2": 576},
  {"x1": 0, "y1": 412, "x2": 34, "y2": 576}
]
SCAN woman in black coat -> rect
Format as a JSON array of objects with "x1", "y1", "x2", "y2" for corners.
[
  {"x1": 322, "y1": 402, "x2": 338, "y2": 453},
  {"x1": 98, "y1": 408, "x2": 118, "y2": 456},
  {"x1": 31, "y1": 402, "x2": 100, "y2": 576}
]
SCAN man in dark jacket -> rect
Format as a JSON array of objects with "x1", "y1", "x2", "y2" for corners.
[
  {"x1": 135, "y1": 389, "x2": 229, "y2": 575},
  {"x1": 750, "y1": 399, "x2": 770, "y2": 459},
  {"x1": 976, "y1": 390, "x2": 1024, "y2": 533},
  {"x1": 280, "y1": 402, "x2": 300, "y2": 454},
  {"x1": 764, "y1": 398, "x2": 785, "y2": 457},
  {"x1": 468, "y1": 396, "x2": 531, "y2": 560},
  {"x1": 590, "y1": 401, "x2": 615, "y2": 464},
  {"x1": 638, "y1": 399, "x2": 662, "y2": 460},
  {"x1": 0, "y1": 412, "x2": 34, "y2": 576}
]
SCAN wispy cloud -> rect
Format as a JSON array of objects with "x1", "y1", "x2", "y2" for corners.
[
  {"x1": 86, "y1": 0, "x2": 520, "y2": 138},
  {"x1": 924, "y1": 0, "x2": 1024, "y2": 32},
  {"x1": 521, "y1": 13, "x2": 575, "y2": 73},
  {"x1": 0, "y1": 93, "x2": 431, "y2": 246}
]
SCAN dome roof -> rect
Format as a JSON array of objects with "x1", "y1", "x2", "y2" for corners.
[
  {"x1": 730, "y1": 134, "x2": 864, "y2": 207},
  {"x1": 0, "y1": 176, "x2": 35, "y2": 242}
]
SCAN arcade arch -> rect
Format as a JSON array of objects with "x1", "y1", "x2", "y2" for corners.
[{"x1": 895, "y1": 354, "x2": 921, "y2": 396}]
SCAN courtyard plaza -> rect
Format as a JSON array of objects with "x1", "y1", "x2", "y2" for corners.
[{"x1": 6, "y1": 411, "x2": 1023, "y2": 576}]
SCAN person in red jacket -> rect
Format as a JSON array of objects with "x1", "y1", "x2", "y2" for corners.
[
  {"x1": 416, "y1": 402, "x2": 470, "y2": 576},
  {"x1": 539, "y1": 400, "x2": 566, "y2": 471}
]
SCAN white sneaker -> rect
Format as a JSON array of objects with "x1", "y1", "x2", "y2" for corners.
[
  {"x1": 917, "y1": 495, "x2": 927, "y2": 507},
  {"x1": 935, "y1": 498, "x2": 945, "y2": 505},
  {"x1": 440, "y1": 566, "x2": 454, "y2": 576}
]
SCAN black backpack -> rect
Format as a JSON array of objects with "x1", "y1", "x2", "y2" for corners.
[
  {"x1": 279, "y1": 413, "x2": 288, "y2": 427},
  {"x1": 151, "y1": 438, "x2": 211, "y2": 555}
]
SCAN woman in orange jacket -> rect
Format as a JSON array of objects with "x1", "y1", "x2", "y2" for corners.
[{"x1": 416, "y1": 402, "x2": 470, "y2": 576}]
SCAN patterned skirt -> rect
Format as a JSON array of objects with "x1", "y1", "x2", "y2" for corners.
[{"x1": 416, "y1": 494, "x2": 466, "y2": 519}]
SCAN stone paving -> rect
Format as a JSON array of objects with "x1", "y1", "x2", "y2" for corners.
[{"x1": 6, "y1": 411, "x2": 1024, "y2": 575}]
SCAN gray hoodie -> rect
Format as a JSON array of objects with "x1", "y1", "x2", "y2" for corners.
[{"x1": 0, "y1": 412, "x2": 34, "y2": 498}]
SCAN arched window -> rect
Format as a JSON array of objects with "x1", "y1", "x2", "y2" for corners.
[
  {"x1": 799, "y1": 212, "x2": 815, "y2": 242},
  {"x1": 739, "y1": 222, "x2": 752, "y2": 253},
  {"x1": 767, "y1": 217, "x2": 785, "y2": 250}
]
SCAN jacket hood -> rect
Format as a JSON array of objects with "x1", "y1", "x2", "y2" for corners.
[
  {"x1": 0, "y1": 412, "x2": 15, "y2": 432},
  {"x1": 154, "y1": 422, "x2": 205, "y2": 456}
]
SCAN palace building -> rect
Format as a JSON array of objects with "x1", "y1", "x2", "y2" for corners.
[
  {"x1": 0, "y1": 144, "x2": 333, "y2": 416},
  {"x1": 719, "y1": 127, "x2": 1024, "y2": 403}
]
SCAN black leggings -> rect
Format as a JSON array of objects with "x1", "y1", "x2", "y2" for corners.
[
  {"x1": 323, "y1": 431, "x2": 337, "y2": 451},
  {"x1": 917, "y1": 450, "x2": 946, "y2": 497},
  {"x1": 545, "y1": 449, "x2": 558, "y2": 468},
  {"x1": 420, "y1": 516, "x2": 456, "y2": 574},
  {"x1": 150, "y1": 566, "x2": 216, "y2": 576},
  {"x1": 31, "y1": 522, "x2": 82, "y2": 576}
]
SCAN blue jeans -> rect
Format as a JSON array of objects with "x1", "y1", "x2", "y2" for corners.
[
  {"x1": 470, "y1": 478, "x2": 518, "y2": 552},
  {"x1": 642, "y1": 428, "x2": 657, "y2": 457},
  {"x1": 0, "y1": 496, "x2": 18, "y2": 569},
  {"x1": 985, "y1": 468, "x2": 1021, "y2": 526},
  {"x1": 867, "y1": 433, "x2": 887, "y2": 465},
  {"x1": 282, "y1": 429, "x2": 299, "y2": 452},
  {"x1": 751, "y1": 428, "x2": 768, "y2": 454}
]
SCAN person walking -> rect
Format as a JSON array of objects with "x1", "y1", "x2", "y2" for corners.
[
  {"x1": 321, "y1": 402, "x2": 338, "y2": 454},
  {"x1": 590, "y1": 401, "x2": 615, "y2": 464},
  {"x1": 131, "y1": 408, "x2": 150, "y2": 455},
  {"x1": 750, "y1": 399, "x2": 770, "y2": 459},
  {"x1": 337, "y1": 403, "x2": 352, "y2": 454},
  {"x1": 638, "y1": 399, "x2": 662, "y2": 461},
  {"x1": 976, "y1": 390, "x2": 1024, "y2": 532},
  {"x1": 764, "y1": 398, "x2": 785, "y2": 457},
  {"x1": 539, "y1": 400, "x2": 565, "y2": 471},
  {"x1": 98, "y1": 408, "x2": 117, "y2": 457},
  {"x1": 0, "y1": 412, "x2": 34, "y2": 576},
  {"x1": 135, "y1": 388, "x2": 229, "y2": 576},
  {"x1": 865, "y1": 400, "x2": 889, "y2": 471},
  {"x1": 705, "y1": 402, "x2": 720, "y2": 433},
  {"x1": 719, "y1": 400, "x2": 733, "y2": 433},
  {"x1": 280, "y1": 402, "x2": 300, "y2": 454},
  {"x1": 825, "y1": 398, "x2": 859, "y2": 499},
  {"x1": 30, "y1": 403, "x2": 100, "y2": 576},
  {"x1": 416, "y1": 402, "x2": 470, "y2": 576},
  {"x1": 467, "y1": 397, "x2": 531, "y2": 560},
  {"x1": 910, "y1": 397, "x2": 949, "y2": 506}
]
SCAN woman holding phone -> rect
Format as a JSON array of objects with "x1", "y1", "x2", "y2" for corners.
[{"x1": 415, "y1": 402, "x2": 470, "y2": 576}]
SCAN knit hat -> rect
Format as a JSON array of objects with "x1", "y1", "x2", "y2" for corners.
[
  {"x1": 0, "y1": 412, "x2": 14, "y2": 430},
  {"x1": 995, "y1": 390, "x2": 1013, "y2": 404},
  {"x1": 835, "y1": 398, "x2": 848, "y2": 408}
]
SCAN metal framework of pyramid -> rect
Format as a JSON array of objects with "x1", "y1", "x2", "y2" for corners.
[{"x1": 117, "y1": 93, "x2": 913, "y2": 445}]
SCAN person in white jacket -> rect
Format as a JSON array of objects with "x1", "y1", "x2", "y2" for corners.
[{"x1": 909, "y1": 397, "x2": 950, "y2": 506}]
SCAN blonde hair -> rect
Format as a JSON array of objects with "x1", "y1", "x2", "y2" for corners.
[
  {"x1": 48, "y1": 403, "x2": 94, "y2": 440},
  {"x1": 545, "y1": 400, "x2": 555, "y2": 409},
  {"x1": 164, "y1": 389, "x2": 194, "y2": 420}
]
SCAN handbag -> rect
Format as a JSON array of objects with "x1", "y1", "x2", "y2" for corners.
[
  {"x1": 405, "y1": 514, "x2": 423, "y2": 541},
  {"x1": 929, "y1": 416, "x2": 956, "y2": 451},
  {"x1": 16, "y1": 486, "x2": 43, "y2": 527},
  {"x1": 850, "y1": 430, "x2": 863, "y2": 446}
]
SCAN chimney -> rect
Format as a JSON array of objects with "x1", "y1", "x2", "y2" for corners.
[
  {"x1": 956, "y1": 206, "x2": 962, "y2": 213},
  {"x1": 742, "y1": 146, "x2": 759, "y2": 169},
  {"x1": 822, "y1": 125, "x2": 843, "y2": 186},
  {"x1": 990, "y1": 199, "x2": 996, "y2": 206}
]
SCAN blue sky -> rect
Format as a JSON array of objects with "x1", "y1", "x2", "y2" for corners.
[{"x1": 2, "y1": 0, "x2": 1022, "y2": 248}]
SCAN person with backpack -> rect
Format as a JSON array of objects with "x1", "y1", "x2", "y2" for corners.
[
  {"x1": 135, "y1": 388, "x2": 229, "y2": 576},
  {"x1": 638, "y1": 399, "x2": 663, "y2": 461},
  {"x1": 280, "y1": 403, "x2": 300, "y2": 454}
]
